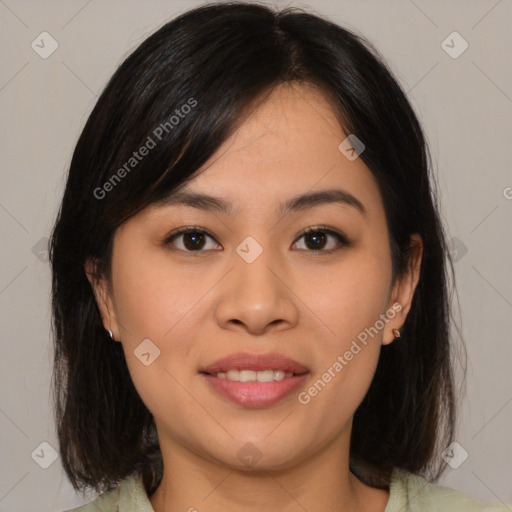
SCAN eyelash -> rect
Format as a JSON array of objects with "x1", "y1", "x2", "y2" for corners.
[{"x1": 163, "y1": 225, "x2": 350, "y2": 255}]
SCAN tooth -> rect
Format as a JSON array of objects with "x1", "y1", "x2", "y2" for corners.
[
  {"x1": 256, "y1": 369, "x2": 275, "y2": 382},
  {"x1": 219, "y1": 369, "x2": 295, "y2": 381},
  {"x1": 239, "y1": 370, "x2": 257, "y2": 382},
  {"x1": 226, "y1": 370, "x2": 239, "y2": 381}
]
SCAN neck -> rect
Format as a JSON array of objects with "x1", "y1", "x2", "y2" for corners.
[{"x1": 149, "y1": 438, "x2": 389, "y2": 512}]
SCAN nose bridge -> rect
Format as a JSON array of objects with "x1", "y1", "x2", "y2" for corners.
[{"x1": 232, "y1": 233, "x2": 279, "y2": 302}]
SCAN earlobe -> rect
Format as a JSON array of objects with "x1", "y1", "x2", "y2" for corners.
[{"x1": 382, "y1": 303, "x2": 403, "y2": 345}]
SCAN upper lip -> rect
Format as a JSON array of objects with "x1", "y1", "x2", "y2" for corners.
[{"x1": 200, "y1": 352, "x2": 309, "y2": 375}]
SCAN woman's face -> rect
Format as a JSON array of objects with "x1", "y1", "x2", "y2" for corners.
[{"x1": 88, "y1": 83, "x2": 421, "y2": 472}]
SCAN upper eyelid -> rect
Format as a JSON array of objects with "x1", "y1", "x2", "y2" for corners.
[{"x1": 166, "y1": 225, "x2": 343, "y2": 239}]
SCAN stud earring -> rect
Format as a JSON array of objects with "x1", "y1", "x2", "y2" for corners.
[
  {"x1": 107, "y1": 329, "x2": 114, "y2": 340},
  {"x1": 393, "y1": 328, "x2": 401, "y2": 338}
]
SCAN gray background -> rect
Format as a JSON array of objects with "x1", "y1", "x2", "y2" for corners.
[{"x1": 0, "y1": 0, "x2": 511, "y2": 510}]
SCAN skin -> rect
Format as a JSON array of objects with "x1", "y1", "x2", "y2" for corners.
[{"x1": 86, "y1": 82, "x2": 422, "y2": 512}]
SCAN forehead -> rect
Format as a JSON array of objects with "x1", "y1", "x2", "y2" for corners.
[{"x1": 157, "y1": 83, "x2": 385, "y2": 223}]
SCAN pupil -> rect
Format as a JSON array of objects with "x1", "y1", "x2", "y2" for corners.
[
  {"x1": 306, "y1": 232, "x2": 326, "y2": 250},
  {"x1": 184, "y1": 232, "x2": 204, "y2": 250}
]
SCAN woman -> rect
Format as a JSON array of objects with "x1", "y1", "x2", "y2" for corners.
[{"x1": 50, "y1": 2, "x2": 510, "y2": 511}]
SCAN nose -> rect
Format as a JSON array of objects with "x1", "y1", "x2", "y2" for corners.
[{"x1": 214, "y1": 244, "x2": 299, "y2": 336}]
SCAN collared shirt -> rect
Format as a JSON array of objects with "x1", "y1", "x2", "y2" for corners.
[{"x1": 65, "y1": 467, "x2": 510, "y2": 511}]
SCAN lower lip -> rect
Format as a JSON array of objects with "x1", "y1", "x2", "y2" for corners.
[{"x1": 201, "y1": 373, "x2": 309, "y2": 408}]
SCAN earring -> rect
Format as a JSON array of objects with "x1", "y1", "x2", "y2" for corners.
[
  {"x1": 393, "y1": 328, "x2": 401, "y2": 338},
  {"x1": 107, "y1": 329, "x2": 114, "y2": 341}
]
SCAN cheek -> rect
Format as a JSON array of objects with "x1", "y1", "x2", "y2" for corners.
[
  {"x1": 295, "y1": 247, "x2": 392, "y2": 348},
  {"x1": 110, "y1": 249, "x2": 202, "y2": 404},
  {"x1": 294, "y1": 243, "x2": 391, "y2": 408},
  {"x1": 111, "y1": 245, "x2": 200, "y2": 341}
]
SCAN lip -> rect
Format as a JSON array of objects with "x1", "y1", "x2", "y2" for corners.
[
  {"x1": 199, "y1": 352, "x2": 310, "y2": 408},
  {"x1": 201, "y1": 373, "x2": 309, "y2": 408},
  {"x1": 200, "y1": 352, "x2": 309, "y2": 374}
]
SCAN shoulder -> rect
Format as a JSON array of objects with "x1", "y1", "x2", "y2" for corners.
[
  {"x1": 386, "y1": 467, "x2": 511, "y2": 512},
  {"x1": 63, "y1": 473, "x2": 154, "y2": 512}
]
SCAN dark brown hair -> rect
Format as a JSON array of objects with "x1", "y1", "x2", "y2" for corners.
[{"x1": 49, "y1": 1, "x2": 463, "y2": 498}]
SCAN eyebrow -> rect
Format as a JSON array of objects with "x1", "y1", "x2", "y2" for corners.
[{"x1": 156, "y1": 188, "x2": 367, "y2": 218}]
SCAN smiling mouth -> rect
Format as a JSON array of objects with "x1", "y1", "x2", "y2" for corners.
[{"x1": 199, "y1": 352, "x2": 310, "y2": 407}]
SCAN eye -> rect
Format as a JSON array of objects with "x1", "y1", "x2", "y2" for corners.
[
  {"x1": 292, "y1": 226, "x2": 349, "y2": 253},
  {"x1": 164, "y1": 225, "x2": 349, "y2": 254},
  {"x1": 164, "y1": 226, "x2": 220, "y2": 252}
]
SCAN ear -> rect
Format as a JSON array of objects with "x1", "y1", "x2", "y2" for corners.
[
  {"x1": 84, "y1": 258, "x2": 120, "y2": 341},
  {"x1": 382, "y1": 233, "x2": 423, "y2": 345}
]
